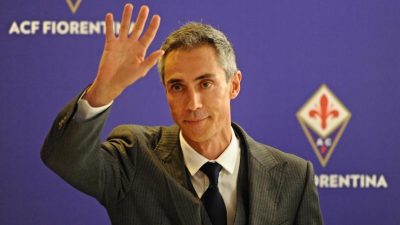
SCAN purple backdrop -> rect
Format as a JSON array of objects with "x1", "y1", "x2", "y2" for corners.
[{"x1": 1, "y1": 0, "x2": 399, "y2": 224}]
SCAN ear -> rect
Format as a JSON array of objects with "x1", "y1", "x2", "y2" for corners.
[{"x1": 230, "y1": 70, "x2": 242, "y2": 99}]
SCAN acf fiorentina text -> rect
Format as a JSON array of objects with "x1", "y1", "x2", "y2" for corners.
[{"x1": 8, "y1": 20, "x2": 132, "y2": 35}]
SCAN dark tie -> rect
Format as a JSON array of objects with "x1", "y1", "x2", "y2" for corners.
[{"x1": 200, "y1": 162, "x2": 227, "y2": 225}]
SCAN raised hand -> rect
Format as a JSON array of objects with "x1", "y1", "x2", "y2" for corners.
[{"x1": 84, "y1": 4, "x2": 164, "y2": 106}]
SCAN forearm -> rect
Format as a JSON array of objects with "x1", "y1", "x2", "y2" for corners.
[{"x1": 41, "y1": 94, "x2": 112, "y2": 202}]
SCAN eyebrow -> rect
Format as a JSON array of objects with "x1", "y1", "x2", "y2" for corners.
[{"x1": 166, "y1": 73, "x2": 217, "y2": 85}]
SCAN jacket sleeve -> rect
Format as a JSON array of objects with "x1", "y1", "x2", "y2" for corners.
[
  {"x1": 40, "y1": 95, "x2": 137, "y2": 206},
  {"x1": 294, "y1": 161, "x2": 324, "y2": 225}
]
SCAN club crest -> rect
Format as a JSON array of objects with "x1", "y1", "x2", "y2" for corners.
[{"x1": 297, "y1": 84, "x2": 351, "y2": 167}]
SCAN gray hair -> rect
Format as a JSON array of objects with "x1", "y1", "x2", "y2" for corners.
[{"x1": 157, "y1": 22, "x2": 238, "y2": 84}]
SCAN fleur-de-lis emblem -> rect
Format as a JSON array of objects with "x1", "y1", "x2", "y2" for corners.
[
  {"x1": 297, "y1": 84, "x2": 351, "y2": 167},
  {"x1": 309, "y1": 94, "x2": 339, "y2": 130}
]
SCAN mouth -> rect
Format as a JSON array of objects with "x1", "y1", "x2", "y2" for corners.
[{"x1": 183, "y1": 117, "x2": 209, "y2": 125}]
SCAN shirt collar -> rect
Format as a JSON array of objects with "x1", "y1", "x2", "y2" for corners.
[{"x1": 180, "y1": 127, "x2": 240, "y2": 176}]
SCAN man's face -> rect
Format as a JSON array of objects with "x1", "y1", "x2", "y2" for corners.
[{"x1": 163, "y1": 45, "x2": 241, "y2": 146}]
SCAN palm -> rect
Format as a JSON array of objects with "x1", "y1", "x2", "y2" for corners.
[{"x1": 99, "y1": 39, "x2": 148, "y2": 86}]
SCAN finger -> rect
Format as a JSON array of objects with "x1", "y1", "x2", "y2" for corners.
[
  {"x1": 119, "y1": 4, "x2": 133, "y2": 38},
  {"x1": 139, "y1": 15, "x2": 161, "y2": 49},
  {"x1": 130, "y1": 6, "x2": 149, "y2": 40},
  {"x1": 105, "y1": 13, "x2": 115, "y2": 42},
  {"x1": 141, "y1": 49, "x2": 164, "y2": 71}
]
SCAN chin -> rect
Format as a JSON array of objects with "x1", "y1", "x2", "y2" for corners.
[{"x1": 182, "y1": 128, "x2": 212, "y2": 143}]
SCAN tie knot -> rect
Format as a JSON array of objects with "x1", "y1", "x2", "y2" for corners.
[{"x1": 200, "y1": 162, "x2": 222, "y2": 186}]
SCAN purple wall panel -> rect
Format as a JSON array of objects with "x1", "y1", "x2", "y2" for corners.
[{"x1": 1, "y1": 0, "x2": 399, "y2": 224}]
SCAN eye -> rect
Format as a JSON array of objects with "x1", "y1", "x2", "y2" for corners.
[
  {"x1": 170, "y1": 83, "x2": 183, "y2": 92},
  {"x1": 200, "y1": 81, "x2": 213, "y2": 89}
]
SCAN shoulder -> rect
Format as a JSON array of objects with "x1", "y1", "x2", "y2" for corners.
[
  {"x1": 262, "y1": 144, "x2": 311, "y2": 177},
  {"x1": 232, "y1": 123, "x2": 311, "y2": 176},
  {"x1": 108, "y1": 124, "x2": 163, "y2": 139},
  {"x1": 104, "y1": 124, "x2": 179, "y2": 149}
]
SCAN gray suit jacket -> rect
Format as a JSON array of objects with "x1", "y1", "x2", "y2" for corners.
[{"x1": 41, "y1": 96, "x2": 323, "y2": 225}]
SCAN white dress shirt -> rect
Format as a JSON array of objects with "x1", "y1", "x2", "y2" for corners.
[
  {"x1": 180, "y1": 129, "x2": 241, "y2": 225},
  {"x1": 75, "y1": 98, "x2": 113, "y2": 121},
  {"x1": 75, "y1": 99, "x2": 241, "y2": 225}
]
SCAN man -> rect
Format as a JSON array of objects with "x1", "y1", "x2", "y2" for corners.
[{"x1": 41, "y1": 4, "x2": 323, "y2": 225}]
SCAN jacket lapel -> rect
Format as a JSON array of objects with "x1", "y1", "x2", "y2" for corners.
[
  {"x1": 154, "y1": 125, "x2": 210, "y2": 225},
  {"x1": 233, "y1": 124, "x2": 286, "y2": 225},
  {"x1": 154, "y1": 125, "x2": 188, "y2": 187}
]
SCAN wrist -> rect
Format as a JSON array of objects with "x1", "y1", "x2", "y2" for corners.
[{"x1": 83, "y1": 83, "x2": 120, "y2": 107}]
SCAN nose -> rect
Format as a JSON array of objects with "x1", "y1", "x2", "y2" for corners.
[{"x1": 186, "y1": 88, "x2": 202, "y2": 111}]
